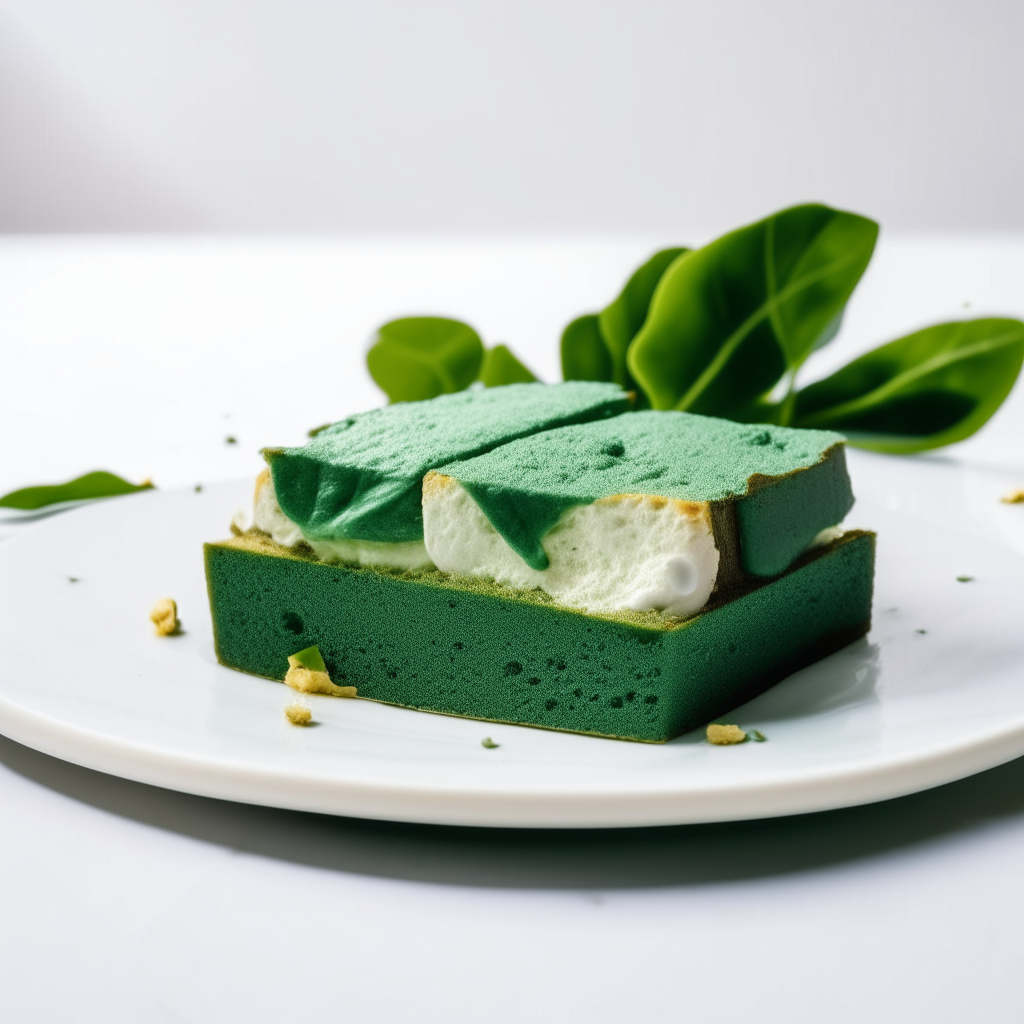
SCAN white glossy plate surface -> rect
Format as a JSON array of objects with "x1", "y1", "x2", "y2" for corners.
[{"x1": 0, "y1": 479, "x2": 1022, "y2": 828}]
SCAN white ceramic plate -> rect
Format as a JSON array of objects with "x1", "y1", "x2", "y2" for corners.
[{"x1": 0, "y1": 479, "x2": 1022, "y2": 828}]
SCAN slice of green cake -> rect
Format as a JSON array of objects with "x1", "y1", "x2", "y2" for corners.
[
  {"x1": 212, "y1": 393, "x2": 873, "y2": 742},
  {"x1": 205, "y1": 529, "x2": 874, "y2": 743},
  {"x1": 422, "y1": 410, "x2": 853, "y2": 619},
  {"x1": 263, "y1": 382, "x2": 631, "y2": 550}
]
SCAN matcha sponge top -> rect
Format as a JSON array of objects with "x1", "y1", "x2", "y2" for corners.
[
  {"x1": 265, "y1": 382, "x2": 630, "y2": 544},
  {"x1": 437, "y1": 410, "x2": 853, "y2": 573}
]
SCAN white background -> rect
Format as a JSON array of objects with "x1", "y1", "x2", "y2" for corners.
[{"x1": 2, "y1": 0, "x2": 1023, "y2": 233}]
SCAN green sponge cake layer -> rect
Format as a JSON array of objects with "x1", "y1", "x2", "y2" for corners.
[
  {"x1": 205, "y1": 530, "x2": 874, "y2": 742},
  {"x1": 264, "y1": 382, "x2": 630, "y2": 545},
  {"x1": 435, "y1": 410, "x2": 854, "y2": 576}
]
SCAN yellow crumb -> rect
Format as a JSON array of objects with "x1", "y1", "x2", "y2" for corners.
[
  {"x1": 284, "y1": 701, "x2": 312, "y2": 726},
  {"x1": 707, "y1": 723, "x2": 747, "y2": 745},
  {"x1": 599, "y1": 493, "x2": 710, "y2": 523},
  {"x1": 150, "y1": 598, "x2": 180, "y2": 636},
  {"x1": 284, "y1": 663, "x2": 357, "y2": 698},
  {"x1": 1000, "y1": 489, "x2": 1024, "y2": 504},
  {"x1": 422, "y1": 470, "x2": 457, "y2": 499},
  {"x1": 254, "y1": 467, "x2": 271, "y2": 505}
]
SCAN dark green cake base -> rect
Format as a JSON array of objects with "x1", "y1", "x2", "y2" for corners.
[{"x1": 204, "y1": 531, "x2": 875, "y2": 743}]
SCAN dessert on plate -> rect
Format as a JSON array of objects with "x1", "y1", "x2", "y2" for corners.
[{"x1": 205, "y1": 382, "x2": 874, "y2": 742}]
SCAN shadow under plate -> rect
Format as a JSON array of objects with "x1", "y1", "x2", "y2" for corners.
[{"x1": 2, "y1": 731, "x2": 1021, "y2": 891}]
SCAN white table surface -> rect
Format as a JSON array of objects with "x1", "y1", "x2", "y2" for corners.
[{"x1": 2, "y1": 235, "x2": 1024, "y2": 1022}]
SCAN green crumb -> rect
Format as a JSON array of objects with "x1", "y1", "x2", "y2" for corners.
[
  {"x1": 915, "y1": 628, "x2": 927, "y2": 634},
  {"x1": 194, "y1": 484, "x2": 203, "y2": 493},
  {"x1": 68, "y1": 576, "x2": 80, "y2": 583},
  {"x1": 956, "y1": 575, "x2": 975, "y2": 583},
  {"x1": 747, "y1": 729, "x2": 766, "y2": 742},
  {"x1": 225, "y1": 436, "x2": 238, "y2": 445},
  {"x1": 288, "y1": 645, "x2": 327, "y2": 671},
  {"x1": 481, "y1": 737, "x2": 500, "y2": 749}
]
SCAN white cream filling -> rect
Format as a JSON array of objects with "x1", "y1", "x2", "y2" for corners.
[
  {"x1": 809, "y1": 525, "x2": 844, "y2": 548},
  {"x1": 236, "y1": 469, "x2": 724, "y2": 617},
  {"x1": 421, "y1": 473, "x2": 720, "y2": 618},
  {"x1": 235, "y1": 471, "x2": 435, "y2": 572},
  {"x1": 235, "y1": 466, "x2": 845, "y2": 617}
]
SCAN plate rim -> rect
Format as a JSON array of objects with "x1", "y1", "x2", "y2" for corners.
[
  {"x1": 2, "y1": 479, "x2": 1023, "y2": 829},
  {"x1": 4, "y1": 665, "x2": 1024, "y2": 828}
]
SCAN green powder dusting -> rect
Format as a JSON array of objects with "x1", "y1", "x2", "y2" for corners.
[
  {"x1": 265, "y1": 382, "x2": 630, "y2": 544},
  {"x1": 439, "y1": 411, "x2": 852, "y2": 572}
]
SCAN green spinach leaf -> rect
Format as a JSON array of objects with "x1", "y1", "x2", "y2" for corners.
[
  {"x1": 793, "y1": 318, "x2": 1024, "y2": 452},
  {"x1": 362, "y1": 204, "x2": 1021, "y2": 458},
  {"x1": 478, "y1": 344, "x2": 538, "y2": 386},
  {"x1": 598, "y1": 247, "x2": 689, "y2": 388},
  {"x1": 626, "y1": 204, "x2": 878, "y2": 416},
  {"x1": 367, "y1": 317, "x2": 484, "y2": 402},
  {"x1": 561, "y1": 314, "x2": 612, "y2": 382},
  {"x1": 0, "y1": 471, "x2": 154, "y2": 510}
]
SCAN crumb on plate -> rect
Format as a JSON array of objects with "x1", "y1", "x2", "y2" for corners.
[
  {"x1": 150, "y1": 597, "x2": 180, "y2": 636},
  {"x1": 284, "y1": 646, "x2": 357, "y2": 697},
  {"x1": 1000, "y1": 489, "x2": 1024, "y2": 504},
  {"x1": 284, "y1": 700, "x2": 312, "y2": 726},
  {"x1": 481, "y1": 737, "x2": 499, "y2": 749},
  {"x1": 707, "y1": 723, "x2": 747, "y2": 745}
]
